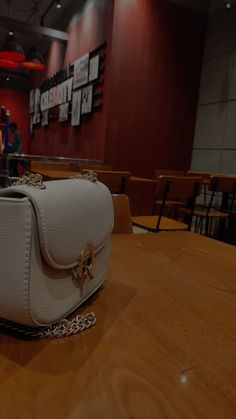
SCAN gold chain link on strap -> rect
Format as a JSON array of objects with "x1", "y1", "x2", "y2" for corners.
[
  {"x1": 12, "y1": 173, "x2": 46, "y2": 189},
  {"x1": 0, "y1": 313, "x2": 96, "y2": 339},
  {"x1": 70, "y1": 170, "x2": 98, "y2": 182},
  {"x1": 4, "y1": 171, "x2": 99, "y2": 339}
]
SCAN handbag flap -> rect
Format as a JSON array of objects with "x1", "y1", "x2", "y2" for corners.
[{"x1": 3, "y1": 179, "x2": 114, "y2": 270}]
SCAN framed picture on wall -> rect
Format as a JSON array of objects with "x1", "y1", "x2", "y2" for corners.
[
  {"x1": 30, "y1": 115, "x2": 34, "y2": 134},
  {"x1": 73, "y1": 53, "x2": 89, "y2": 89},
  {"x1": 34, "y1": 88, "x2": 41, "y2": 107},
  {"x1": 89, "y1": 55, "x2": 99, "y2": 82},
  {"x1": 41, "y1": 110, "x2": 49, "y2": 127},
  {"x1": 65, "y1": 77, "x2": 73, "y2": 102},
  {"x1": 59, "y1": 102, "x2": 69, "y2": 122},
  {"x1": 71, "y1": 90, "x2": 82, "y2": 126},
  {"x1": 81, "y1": 85, "x2": 93, "y2": 115},
  {"x1": 40, "y1": 90, "x2": 49, "y2": 112},
  {"x1": 29, "y1": 90, "x2": 35, "y2": 114},
  {"x1": 33, "y1": 112, "x2": 40, "y2": 124},
  {"x1": 58, "y1": 83, "x2": 63, "y2": 105}
]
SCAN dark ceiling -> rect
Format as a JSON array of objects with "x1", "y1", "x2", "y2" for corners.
[
  {"x1": 166, "y1": 0, "x2": 236, "y2": 14},
  {"x1": 0, "y1": 0, "x2": 86, "y2": 56}
]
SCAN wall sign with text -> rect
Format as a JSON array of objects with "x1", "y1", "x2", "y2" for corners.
[{"x1": 29, "y1": 42, "x2": 106, "y2": 132}]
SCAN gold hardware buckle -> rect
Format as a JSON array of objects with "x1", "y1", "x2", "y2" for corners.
[{"x1": 73, "y1": 244, "x2": 95, "y2": 280}]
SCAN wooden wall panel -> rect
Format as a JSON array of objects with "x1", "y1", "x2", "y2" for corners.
[{"x1": 105, "y1": 0, "x2": 206, "y2": 177}]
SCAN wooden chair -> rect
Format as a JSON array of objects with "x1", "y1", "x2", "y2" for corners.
[
  {"x1": 112, "y1": 194, "x2": 133, "y2": 234},
  {"x1": 153, "y1": 169, "x2": 186, "y2": 214},
  {"x1": 132, "y1": 176, "x2": 202, "y2": 233},
  {"x1": 193, "y1": 175, "x2": 236, "y2": 237},
  {"x1": 69, "y1": 164, "x2": 112, "y2": 172},
  {"x1": 30, "y1": 161, "x2": 70, "y2": 172},
  {"x1": 82, "y1": 170, "x2": 130, "y2": 194},
  {"x1": 154, "y1": 169, "x2": 186, "y2": 177}
]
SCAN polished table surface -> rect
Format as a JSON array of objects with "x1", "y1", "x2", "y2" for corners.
[{"x1": 1, "y1": 232, "x2": 236, "y2": 418}]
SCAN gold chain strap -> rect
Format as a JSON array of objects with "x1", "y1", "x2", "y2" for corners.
[
  {"x1": 11, "y1": 171, "x2": 98, "y2": 189},
  {"x1": 0, "y1": 313, "x2": 96, "y2": 339},
  {"x1": 12, "y1": 173, "x2": 46, "y2": 189},
  {"x1": 70, "y1": 170, "x2": 98, "y2": 182}
]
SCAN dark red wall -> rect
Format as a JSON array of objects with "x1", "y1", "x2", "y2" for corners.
[
  {"x1": 30, "y1": 0, "x2": 114, "y2": 159},
  {"x1": 29, "y1": 0, "x2": 206, "y2": 179},
  {"x1": 105, "y1": 0, "x2": 206, "y2": 177},
  {"x1": 0, "y1": 88, "x2": 29, "y2": 152}
]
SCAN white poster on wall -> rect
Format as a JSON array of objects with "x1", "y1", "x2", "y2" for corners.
[
  {"x1": 40, "y1": 91, "x2": 49, "y2": 112},
  {"x1": 41, "y1": 110, "x2": 49, "y2": 126},
  {"x1": 65, "y1": 77, "x2": 73, "y2": 101},
  {"x1": 29, "y1": 90, "x2": 35, "y2": 114},
  {"x1": 53, "y1": 85, "x2": 59, "y2": 107},
  {"x1": 59, "y1": 102, "x2": 69, "y2": 122},
  {"x1": 89, "y1": 55, "x2": 99, "y2": 82},
  {"x1": 81, "y1": 85, "x2": 93, "y2": 114},
  {"x1": 34, "y1": 88, "x2": 41, "y2": 106},
  {"x1": 71, "y1": 90, "x2": 81, "y2": 126},
  {"x1": 49, "y1": 88, "x2": 54, "y2": 109},
  {"x1": 73, "y1": 53, "x2": 89, "y2": 89},
  {"x1": 58, "y1": 83, "x2": 63, "y2": 105}
]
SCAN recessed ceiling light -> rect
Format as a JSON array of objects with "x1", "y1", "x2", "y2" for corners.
[
  {"x1": 56, "y1": 0, "x2": 62, "y2": 9},
  {"x1": 8, "y1": 31, "x2": 13, "y2": 36},
  {"x1": 6, "y1": 77, "x2": 10, "y2": 81}
]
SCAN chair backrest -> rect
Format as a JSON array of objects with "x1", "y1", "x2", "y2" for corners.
[
  {"x1": 30, "y1": 161, "x2": 70, "y2": 172},
  {"x1": 69, "y1": 164, "x2": 112, "y2": 172},
  {"x1": 208, "y1": 175, "x2": 236, "y2": 193},
  {"x1": 155, "y1": 176, "x2": 203, "y2": 231},
  {"x1": 207, "y1": 176, "x2": 236, "y2": 212},
  {"x1": 112, "y1": 194, "x2": 133, "y2": 234},
  {"x1": 186, "y1": 170, "x2": 211, "y2": 181},
  {"x1": 155, "y1": 169, "x2": 185, "y2": 179},
  {"x1": 82, "y1": 170, "x2": 130, "y2": 194},
  {"x1": 156, "y1": 176, "x2": 203, "y2": 201}
]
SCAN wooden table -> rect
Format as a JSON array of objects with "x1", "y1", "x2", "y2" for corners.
[{"x1": 1, "y1": 232, "x2": 236, "y2": 418}]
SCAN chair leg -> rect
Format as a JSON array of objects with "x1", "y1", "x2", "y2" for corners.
[
  {"x1": 205, "y1": 216, "x2": 210, "y2": 236},
  {"x1": 208, "y1": 217, "x2": 213, "y2": 237}
]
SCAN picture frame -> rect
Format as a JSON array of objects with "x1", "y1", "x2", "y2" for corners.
[
  {"x1": 81, "y1": 85, "x2": 93, "y2": 115},
  {"x1": 73, "y1": 53, "x2": 89, "y2": 89},
  {"x1": 71, "y1": 90, "x2": 82, "y2": 126},
  {"x1": 89, "y1": 55, "x2": 99, "y2": 82},
  {"x1": 59, "y1": 103, "x2": 69, "y2": 122}
]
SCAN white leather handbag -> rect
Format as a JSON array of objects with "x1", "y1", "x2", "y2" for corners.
[{"x1": 0, "y1": 173, "x2": 114, "y2": 338}]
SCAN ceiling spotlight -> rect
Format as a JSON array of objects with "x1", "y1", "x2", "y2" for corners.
[
  {"x1": 225, "y1": 1, "x2": 231, "y2": 11},
  {"x1": 56, "y1": 0, "x2": 62, "y2": 9},
  {"x1": 8, "y1": 31, "x2": 13, "y2": 36},
  {"x1": 6, "y1": 77, "x2": 10, "y2": 81}
]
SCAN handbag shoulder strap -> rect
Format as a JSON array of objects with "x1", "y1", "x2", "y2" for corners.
[{"x1": 0, "y1": 312, "x2": 96, "y2": 339}]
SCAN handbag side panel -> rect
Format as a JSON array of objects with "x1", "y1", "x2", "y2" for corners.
[
  {"x1": 0, "y1": 197, "x2": 33, "y2": 325},
  {"x1": 28, "y1": 209, "x2": 110, "y2": 326}
]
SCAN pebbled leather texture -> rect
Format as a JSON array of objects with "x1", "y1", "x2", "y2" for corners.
[{"x1": 0, "y1": 179, "x2": 114, "y2": 326}]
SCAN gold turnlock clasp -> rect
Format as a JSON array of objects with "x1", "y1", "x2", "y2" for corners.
[{"x1": 73, "y1": 244, "x2": 95, "y2": 280}]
